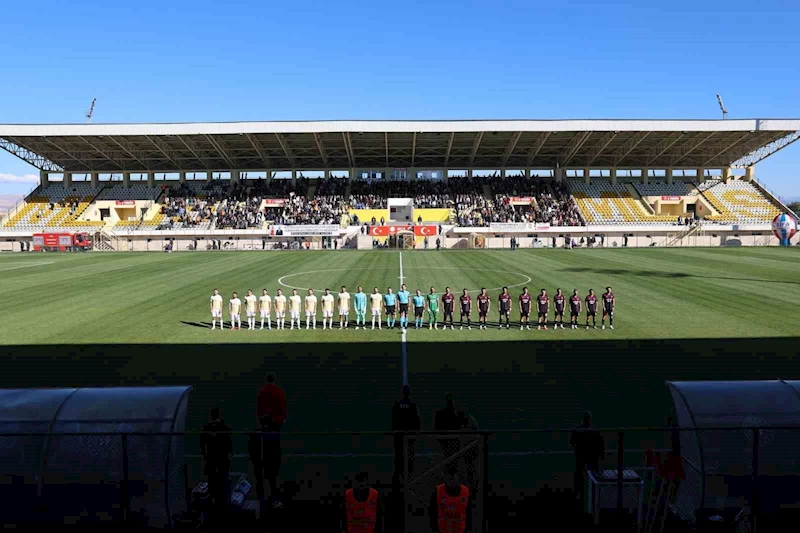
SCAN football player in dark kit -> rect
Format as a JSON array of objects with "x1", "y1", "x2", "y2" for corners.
[
  {"x1": 536, "y1": 289, "x2": 550, "y2": 330},
  {"x1": 553, "y1": 288, "x2": 566, "y2": 330},
  {"x1": 441, "y1": 287, "x2": 456, "y2": 330},
  {"x1": 569, "y1": 289, "x2": 582, "y2": 329},
  {"x1": 459, "y1": 289, "x2": 472, "y2": 330},
  {"x1": 498, "y1": 287, "x2": 512, "y2": 329},
  {"x1": 518, "y1": 287, "x2": 532, "y2": 330},
  {"x1": 585, "y1": 289, "x2": 599, "y2": 329},
  {"x1": 477, "y1": 288, "x2": 491, "y2": 330},
  {"x1": 601, "y1": 286, "x2": 615, "y2": 330}
]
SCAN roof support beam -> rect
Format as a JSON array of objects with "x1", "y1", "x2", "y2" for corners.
[
  {"x1": 560, "y1": 131, "x2": 592, "y2": 167},
  {"x1": 469, "y1": 132, "x2": 484, "y2": 167},
  {"x1": 78, "y1": 136, "x2": 123, "y2": 169},
  {"x1": 526, "y1": 132, "x2": 551, "y2": 166},
  {"x1": 444, "y1": 132, "x2": 455, "y2": 167},
  {"x1": 411, "y1": 132, "x2": 417, "y2": 168},
  {"x1": 586, "y1": 131, "x2": 618, "y2": 166},
  {"x1": 728, "y1": 131, "x2": 800, "y2": 168},
  {"x1": 312, "y1": 133, "x2": 328, "y2": 168},
  {"x1": 646, "y1": 132, "x2": 685, "y2": 166},
  {"x1": 669, "y1": 131, "x2": 717, "y2": 166},
  {"x1": 177, "y1": 135, "x2": 210, "y2": 169},
  {"x1": 107, "y1": 136, "x2": 148, "y2": 168},
  {"x1": 205, "y1": 135, "x2": 236, "y2": 169},
  {"x1": 275, "y1": 133, "x2": 296, "y2": 167},
  {"x1": 613, "y1": 131, "x2": 650, "y2": 166},
  {"x1": 342, "y1": 132, "x2": 355, "y2": 168},
  {"x1": 501, "y1": 131, "x2": 523, "y2": 167},
  {"x1": 0, "y1": 137, "x2": 63, "y2": 171},
  {"x1": 246, "y1": 133, "x2": 272, "y2": 168},
  {"x1": 145, "y1": 135, "x2": 183, "y2": 168},
  {"x1": 385, "y1": 132, "x2": 389, "y2": 168},
  {"x1": 40, "y1": 137, "x2": 91, "y2": 169}
]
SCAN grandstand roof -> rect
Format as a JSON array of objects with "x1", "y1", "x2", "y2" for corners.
[{"x1": 1, "y1": 119, "x2": 799, "y2": 173}]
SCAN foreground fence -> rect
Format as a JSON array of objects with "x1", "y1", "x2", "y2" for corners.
[{"x1": 0, "y1": 426, "x2": 791, "y2": 530}]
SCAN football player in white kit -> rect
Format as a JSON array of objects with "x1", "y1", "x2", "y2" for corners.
[
  {"x1": 288, "y1": 289, "x2": 302, "y2": 330},
  {"x1": 320, "y1": 288, "x2": 335, "y2": 330},
  {"x1": 370, "y1": 287, "x2": 383, "y2": 330},
  {"x1": 229, "y1": 292, "x2": 242, "y2": 330},
  {"x1": 304, "y1": 289, "x2": 318, "y2": 330},
  {"x1": 259, "y1": 289, "x2": 272, "y2": 330},
  {"x1": 244, "y1": 289, "x2": 258, "y2": 330},
  {"x1": 273, "y1": 289, "x2": 287, "y2": 330},
  {"x1": 210, "y1": 288, "x2": 224, "y2": 330},
  {"x1": 338, "y1": 286, "x2": 351, "y2": 329}
]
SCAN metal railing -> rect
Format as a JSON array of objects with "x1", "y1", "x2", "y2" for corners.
[{"x1": 0, "y1": 425, "x2": 790, "y2": 530}]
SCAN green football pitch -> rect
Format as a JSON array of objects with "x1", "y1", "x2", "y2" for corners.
[{"x1": 1, "y1": 248, "x2": 799, "y2": 436}]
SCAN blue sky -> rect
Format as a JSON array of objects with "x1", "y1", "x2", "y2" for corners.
[{"x1": 1, "y1": 0, "x2": 799, "y2": 199}]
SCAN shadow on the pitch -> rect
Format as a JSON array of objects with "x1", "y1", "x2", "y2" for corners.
[{"x1": 560, "y1": 266, "x2": 800, "y2": 285}]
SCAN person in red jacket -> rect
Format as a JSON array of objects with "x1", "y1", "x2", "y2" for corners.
[{"x1": 253, "y1": 373, "x2": 287, "y2": 510}]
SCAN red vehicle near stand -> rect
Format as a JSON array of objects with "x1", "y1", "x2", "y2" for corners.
[{"x1": 32, "y1": 232, "x2": 93, "y2": 252}]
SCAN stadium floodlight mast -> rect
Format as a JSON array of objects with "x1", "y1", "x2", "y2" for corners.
[
  {"x1": 716, "y1": 94, "x2": 728, "y2": 120},
  {"x1": 85, "y1": 98, "x2": 96, "y2": 123}
]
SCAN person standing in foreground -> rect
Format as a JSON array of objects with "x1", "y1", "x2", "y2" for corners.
[
  {"x1": 601, "y1": 286, "x2": 615, "y2": 330},
  {"x1": 384, "y1": 287, "x2": 397, "y2": 329},
  {"x1": 569, "y1": 289, "x2": 582, "y2": 329},
  {"x1": 274, "y1": 289, "x2": 287, "y2": 330},
  {"x1": 585, "y1": 289, "x2": 598, "y2": 330},
  {"x1": 338, "y1": 286, "x2": 351, "y2": 329},
  {"x1": 442, "y1": 287, "x2": 456, "y2": 330},
  {"x1": 570, "y1": 411, "x2": 604, "y2": 508},
  {"x1": 518, "y1": 287, "x2": 532, "y2": 330},
  {"x1": 391, "y1": 385, "x2": 421, "y2": 483},
  {"x1": 245, "y1": 289, "x2": 258, "y2": 330},
  {"x1": 498, "y1": 287, "x2": 512, "y2": 329},
  {"x1": 255, "y1": 373, "x2": 287, "y2": 510},
  {"x1": 477, "y1": 288, "x2": 490, "y2": 330},
  {"x1": 553, "y1": 288, "x2": 566, "y2": 330},
  {"x1": 412, "y1": 290, "x2": 426, "y2": 329},
  {"x1": 259, "y1": 289, "x2": 272, "y2": 330},
  {"x1": 354, "y1": 286, "x2": 368, "y2": 330},
  {"x1": 210, "y1": 288, "x2": 224, "y2": 330},
  {"x1": 427, "y1": 287, "x2": 440, "y2": 330},
  {"x1": 341, "y1": 472, "x2": 383, "y2": 533},
  {"x1": 201, "y1": 408, "x2": 232, "y2": 518},
  {"x1": 305, "y1": 289, "x2": 318, "y2": 330},
  {"x1": 459, "y1": 289, "x2": 472, "y2": 330},
  {"x1": 397, "y1": 283, "x2": 411, "y2": 331},
  {"x1": 430, "y1": 467, "x2": 472, "y2": 533},
  {"x1": 229, "y1": 292, "x2": 242, "y2": 330},
  {"x1": 370, "y1": 288, "x2": 383, "y2": 330}
]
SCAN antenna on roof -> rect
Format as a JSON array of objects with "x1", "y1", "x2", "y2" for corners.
[
  {"x1": 85, "y1": 98, "x2": 96, "y2": 123},
  {"x1": 716, "y1": 94, "x2": 728, "y2": 120}
]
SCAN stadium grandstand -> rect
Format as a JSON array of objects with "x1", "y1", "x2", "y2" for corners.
[{"x1": 0, "y1": 119, "x2": 798, "y2": 250}]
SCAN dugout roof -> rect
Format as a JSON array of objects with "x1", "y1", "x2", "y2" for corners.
[{"x1": 1, "y1": 119, "x2": 799, "y2": 173}]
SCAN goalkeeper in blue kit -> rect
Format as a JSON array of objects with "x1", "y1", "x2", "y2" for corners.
[{"x1": 353, "y1": 286, "x2": 368, "y2": 330}]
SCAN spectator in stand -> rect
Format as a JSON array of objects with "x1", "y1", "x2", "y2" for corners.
[{"x1": 252, "y1": 373, "x2": 287, "y2": 510}]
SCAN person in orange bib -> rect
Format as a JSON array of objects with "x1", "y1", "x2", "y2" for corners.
[
  {"x1": 342, "y1": 472, "x2": 382, "y2": 533},
  {"x1": 430, "y1": 469, "x2": 471, "y2": 533}
]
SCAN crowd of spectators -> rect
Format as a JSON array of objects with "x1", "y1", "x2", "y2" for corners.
[{"x1": 161, "y1": 183, "x2": 216, "y2": 228}]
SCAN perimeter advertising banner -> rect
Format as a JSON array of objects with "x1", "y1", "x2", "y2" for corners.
[
  {"x1": 368, "y1": 225, "x2": 438, "y2": 237},
  {"x1": 115, "y1": 200, "x2": 136, "y2": 205},
  {"x1": 489, "y1": 222, "x2": 551, "y2": 232},
  {"x1": 270, "y1": 225, "x2": 340, "y2": 236},
  {"x1": 508, "y1": 196, "x2": 535, "y2": 205},
  {"x1": 263, "y1": 199, "x2": 287, "y2": 207},
  {"x1": 660, "y1": 196, "x2": 681, "y2": 201}
]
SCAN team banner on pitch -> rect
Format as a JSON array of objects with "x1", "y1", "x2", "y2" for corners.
[
  {"x1": 270, "y1": 225, "x2": 340, "y2": 236},
  {"x1": 369, "y1": 225, "x2": 438, "y2": 237},
  {"x1": 489, "y1": 222, "x2": 550, "y2": 232}
]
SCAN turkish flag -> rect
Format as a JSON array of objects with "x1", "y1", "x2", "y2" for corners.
[{"x1": 415, "y1": 226, "x2": 437, "y2": 236}]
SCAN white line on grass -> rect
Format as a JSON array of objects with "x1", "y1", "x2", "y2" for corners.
[
  {"x1": 0, "y1": 261, "x2": 54, "y2": 272},
  {"x1": 398, "y1": 251, "x2": 404, "y2": 285}
]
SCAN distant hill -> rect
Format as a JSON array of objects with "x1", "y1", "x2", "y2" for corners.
[{"x1": 0, "y1": 194, "x2": 23, "y2": 211}]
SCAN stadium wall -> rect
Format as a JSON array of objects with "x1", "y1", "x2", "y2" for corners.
[{"x1": 0, "y1": 225, "x2": 789, "y2": 251}]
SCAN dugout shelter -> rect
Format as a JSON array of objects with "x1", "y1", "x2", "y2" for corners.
[
  {"x1": 667, "y1": 380, "x2": 800, "y2": 522},
  {"x1": 0, "y1": 386, "x2": 192, "y2": 527}
]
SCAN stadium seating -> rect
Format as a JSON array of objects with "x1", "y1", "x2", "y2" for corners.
[
  {"x1": 570, "y1": 181, "x2": 675, "y2": 225},
  {"x1": 2, "y1": 184, "x2": 101, "y2": 231},
  {"x1": 697, "y1": 179, "x2": 782, "y2": 224},
  {"x1": 633, "y1": 180, "x2": 691, "y2": 197}
]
